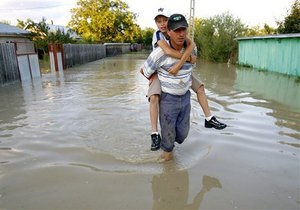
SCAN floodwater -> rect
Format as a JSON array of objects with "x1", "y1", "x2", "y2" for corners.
[{"x1": 0, "y1": 53, "x2": 299, "y2": 209}]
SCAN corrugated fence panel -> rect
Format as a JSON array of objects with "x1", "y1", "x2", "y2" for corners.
[
  {"x1": 238, "y1": 37, "x2": 300, "y2": 76},
  {"x1": 57, "y1": 52, "x2": 63, "y2": 72},
  {"x1": 63, "y1": 44, "x2": 106, "y2": 68},
  {"x1": 29, "y1": 54, "x2": 41, "y2": 78},
  {"x1": 17, "y1": 55, "x2": 31, "y2": 81},
  {"x1": 104, "y1": 43, "x2": 131, "y2": 57},
  {"x1": 0, "y1": 43, "x2": 19, "y2": 85}
]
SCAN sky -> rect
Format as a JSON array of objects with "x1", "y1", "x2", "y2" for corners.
[{"x1": 0, "y1": 0, "x2": 295, "y2": 29}]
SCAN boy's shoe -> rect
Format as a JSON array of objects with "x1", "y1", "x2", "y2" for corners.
[
  {"x1": 151, "y1": 133, "x2": 161, "y2": 151},
  {"x1": 205, "y1": 116, "x2": 227, "y2": 130}
]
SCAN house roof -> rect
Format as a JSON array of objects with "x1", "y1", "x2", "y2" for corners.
[
  {"x1": 0, "y1": 23, "x2": 30, "y2": 36},
  {"x1": 235, "y1": 33, "x2": 300, "y2": 41}
]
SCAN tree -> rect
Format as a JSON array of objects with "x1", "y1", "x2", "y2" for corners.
[
  {"x1": 0, "y1": 20, "x2": 11, "y2": 25},
  {"x1": 244, "y1": 24, "x2": 276, "y2": 37},
  {"x1": 277, "y1": 0, "x2": 300, "y2": 33},
  {"x1": 17, "y1": 18, "x2": 50, "y2": 55},
  {"x1": 194, "y1": 12, "x2": 246, "y2": 63},
  {"x1": 141, "y1": 27, "x2": 155, "y2": 49},
  {"x1": 68, "y1": 0, "x2": 141, "y2": 43},
  {"x1": 48, "y1": 28, "x2": 75, "y2": 44},
  {"x1": 17, "y1": 18, "x2": 76, "y2": 56}
]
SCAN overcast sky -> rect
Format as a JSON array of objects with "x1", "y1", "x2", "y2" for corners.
[{"x1": 0, "y1": 0, "x2": 294, "y2": 29}]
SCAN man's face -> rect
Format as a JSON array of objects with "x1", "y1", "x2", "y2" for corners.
[
  {"x1": 167, "y1": 27, "x2": 188, "y2": 46},
  {"x1": 155, "y1": 16, "x2": 168, "y2": 33}
]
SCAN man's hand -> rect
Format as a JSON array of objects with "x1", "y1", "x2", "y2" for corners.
[
  {"x1": 149, "y1": 74, "x2": 155, "y2": 84},
  {"x1": 140, "y1": 68, "x2": 149, "y2": 80},
  {"x1": 190, "y1": 55, "x2": 197, "y2": 64},
  {"x1": 140, "y1": 68, "x2": 144, "y2": 75}
]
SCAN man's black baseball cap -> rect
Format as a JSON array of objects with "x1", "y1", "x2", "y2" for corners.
[{"x1": 167, "y1": 14, "x2": 189, "y2": 30}]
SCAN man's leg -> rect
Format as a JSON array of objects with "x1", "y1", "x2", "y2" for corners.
[
  {"x1": 176, "y1": 91, "x2": 191, "y2": 144},
  {"x1": 159, "y1": 93, "x2": 178, "y2": 161},
  {"x1": 159, "y1": 152, "x2": 173, "y2": 162}
]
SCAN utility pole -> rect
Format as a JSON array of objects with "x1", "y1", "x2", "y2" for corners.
[{"x1": 188, "y1": 0, "x2": 195, "y2": 41}]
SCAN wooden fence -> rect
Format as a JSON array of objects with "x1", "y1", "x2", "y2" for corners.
[
  {"x1": 1, "y1": 42, "x2": 135, "y2": 85},
  {"x1": 104, "y1": 43, "x2": 131, "y2": 57},
  {"x1": 0, "y1": 43, "x2": 19, "y2": 85},
  {"x1": 63, "y1": 44, "x2": 106, "y2": 69}
]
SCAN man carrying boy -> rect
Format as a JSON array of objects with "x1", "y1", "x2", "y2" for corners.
[
  {"x1": 147, "y1": 8, "x2": 226, "y2": 152},
  {"x1": 141, "y1": 13, "x2": 194, "y2": 161}
]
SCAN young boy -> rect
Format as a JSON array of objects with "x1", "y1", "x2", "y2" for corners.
[{"x1": 146, "y1": 8, "x2": 227, "y2": 151}]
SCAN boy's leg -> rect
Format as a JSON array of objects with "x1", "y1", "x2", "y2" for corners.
[
  {"x1": 147, "y1": 74, "x2": 162, "y2": 151},
  {"x1": 191, "y1": 73, "x2": 227, "y2": 129},
  {"x1": 149, "y1": 94, "x2": 159, "y2": 133},
  {"x1": 191, "y1": 73, "x2": 211, "y2": 117}
]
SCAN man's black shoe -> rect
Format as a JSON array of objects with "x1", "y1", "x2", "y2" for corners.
[
  {"x1": 151, "y1": 133, "x2": 161, "y2": 151},
  {"x1": 205, "y1": 116, "x2": 227, "y2": 130}
]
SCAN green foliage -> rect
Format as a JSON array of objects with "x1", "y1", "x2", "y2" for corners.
[
  {"x1": 244, "y1": 24, "x2": 276, "y2": 36},
  {"x1": 194, "y1": 12, "x2": 246, "y2": 63},
  {"x1": 17, "y1": 18, "x2": 50, "y2": 53},
  {"x1": 277, "y1": 0, "x2": 300, "y2": 33},
  {"x1": 16, "y1": 18, "x2": 76, "y2": 54},
  {"x1": 141, "y1": 27, "x2": 155, "y2": 48},
  {"x1": 0, "y1": 20, "x2": 11, "y2": 25},
  {"x1": 68, "y1": 0, "x2": 142, "y2": 43},
  {"x1": 48, "y1": 28, "x2": 75, "y2": 44}
]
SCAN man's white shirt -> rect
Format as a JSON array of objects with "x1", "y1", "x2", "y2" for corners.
[{"x1": 142, "y1": 47, "x2": 192, "y2": 95}]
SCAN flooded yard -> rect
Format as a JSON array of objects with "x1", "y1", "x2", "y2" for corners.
[{"x1": 0, "y1": 53, "x2": 299, "y2": 209}]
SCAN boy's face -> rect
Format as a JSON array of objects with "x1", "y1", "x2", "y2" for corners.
[{"x1": 155, "y1": 16, "x2": 168, "y2": 33}]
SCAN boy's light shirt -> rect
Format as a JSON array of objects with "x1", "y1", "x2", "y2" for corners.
[
  {"x1": 142, "y1": 47, "x2": 192, "y2": 96},
  {"x1": 152, "y1": 30, "x2": 168, "y2": 49}
]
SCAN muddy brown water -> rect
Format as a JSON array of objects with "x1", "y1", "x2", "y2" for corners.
[{"x1": 0, "y1": 53, "x2": 299, "y2": 209}]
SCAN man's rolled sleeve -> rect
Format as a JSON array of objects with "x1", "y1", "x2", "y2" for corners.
[{"x1": 142, "y1": 54, "x2": 158, "y2": 78}]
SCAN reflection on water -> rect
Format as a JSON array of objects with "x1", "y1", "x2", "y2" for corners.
[
  {"x1": 152, "y1": 162, "x2": 222, "y2": 210},
  {"x1": 235, "y1": 67, "x2": 299, "y2": 112},
  {"x1": 0, "y1": 54, "x2": 299, "y2": 209},
  {"x1": 193, "y1": 60, "x2": 300, "y2": 142}
]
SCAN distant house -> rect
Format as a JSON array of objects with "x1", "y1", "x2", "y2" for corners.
[
  {"x1": 0, "y1": 23, "x2": 35, "y2": 55},
  {"x1": 0, "y1": 23, "x2": 31, "y2": 43},
  {"x1": 0, "y1": 23, "x2": 40, "y2": 84},
  {"x1": 48, "y1": 24, "x2": 81, "y2": 41}
]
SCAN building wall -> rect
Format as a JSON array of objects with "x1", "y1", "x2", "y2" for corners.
[
  {"x1": 237, "y1": 36, "x2": 300, "y2": 76},
  {"x1": 0, "y1": 37, "x2": 31, "y2": 43}
]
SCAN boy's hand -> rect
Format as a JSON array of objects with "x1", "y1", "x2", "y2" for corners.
[{"x1": 168, "y1": 62, "x2": 181, "y2": 76}]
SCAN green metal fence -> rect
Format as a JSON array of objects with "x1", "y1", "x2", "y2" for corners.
[{"x1": 236, "y1": 34, "x2": 300, "y2": 77}]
